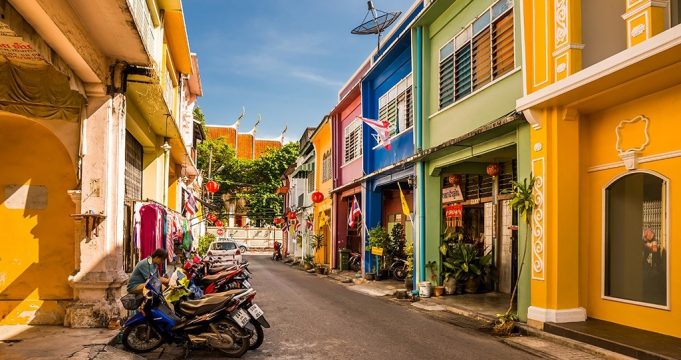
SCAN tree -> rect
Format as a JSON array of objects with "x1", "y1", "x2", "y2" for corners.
[
  {"x1": 195, "y1": 131, "x2": 299, "y2": 224},
  {"x1": 237, "y1": 142, "x2": 298, "y2": 225}
]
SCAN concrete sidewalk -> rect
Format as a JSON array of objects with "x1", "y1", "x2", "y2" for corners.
[
  {"x1": 0, "y1": 325, "x2": 140, "y2": 360},
  {"x1": 325, "y1": 276, "x2": 632, "y2": 360}
]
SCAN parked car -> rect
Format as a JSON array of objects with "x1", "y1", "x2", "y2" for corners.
[
  {"x1": 218, "y1": 236, "x2": 249, "y2": 254},
  {"x1": 206, "y1": 240, "x2": 243, "y2": 266}
]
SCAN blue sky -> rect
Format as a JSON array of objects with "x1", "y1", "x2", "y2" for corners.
[{"x1": 184, "y1": 0, "x2": 416, "y2": 141}]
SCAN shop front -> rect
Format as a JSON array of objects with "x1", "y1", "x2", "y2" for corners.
[
  {"x1": 437, "y1": 155, "x2": 519, "y2": 295},
  {"x1": 364, "y1": 167, "x2": 415, "y2": 275}
]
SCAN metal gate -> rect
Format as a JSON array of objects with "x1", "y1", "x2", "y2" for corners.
[{"x1": 124, "y1": 132, "x2": 143, "y2": 271}]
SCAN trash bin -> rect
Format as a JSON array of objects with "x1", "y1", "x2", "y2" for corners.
[{"x1": 338, "y1": 248, "x2": 351, "y2": 271}]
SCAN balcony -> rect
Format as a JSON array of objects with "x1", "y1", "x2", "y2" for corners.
[{"x1": 127, "y1": 0, "x2": 157, "y2": 66}]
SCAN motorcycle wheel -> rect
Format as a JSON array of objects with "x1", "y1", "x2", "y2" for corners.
[
  {"x1": 211, "y1": 318, "x2": 249, "y2": 358},
  {"x1": 121, "y1": 323, "x2": 164, "y2": 353},
  {"x1": 246, "y1": 319, "x2": 264, "y2": 350},
  {"x1": 350, "y1": 260, "x2": 360, "y2": 272},
  {"x1": 392, "y1": 265, "x2": 407, "y2": 281}
]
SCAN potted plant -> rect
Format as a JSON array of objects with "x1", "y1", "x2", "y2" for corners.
[
  {"x1": 365, "y1": 266, "x2": 376, "y2": 281},
  {"x1": 303, "y1": 254, "x2": 314, "y2": 271},
  {"x1": 368, "y1": 225, "x2": 391, "y2": 280},
  {"x1": 404, "y1": 232, "x2": 415, "y2": 292},
  {"x1": 443, "y1": 241, "x2": 492, "y2": 294}
]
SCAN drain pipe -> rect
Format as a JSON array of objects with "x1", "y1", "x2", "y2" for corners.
[{"x1": 415, "y1": 26, "x2": 426, "y2": 283}]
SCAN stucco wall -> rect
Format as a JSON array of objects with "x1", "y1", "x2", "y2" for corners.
[{"x1": 0, "y1": 115, "x2": 77, "y2": 325}]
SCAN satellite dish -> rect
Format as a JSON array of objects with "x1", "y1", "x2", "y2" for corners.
[{"x1": 351, "y1": 1, "x2": 402, "y2": 51}]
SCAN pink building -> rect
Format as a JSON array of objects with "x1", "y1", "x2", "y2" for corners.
[{"x1": 330, "y1": 57, "x2": 372, "y2": 267}]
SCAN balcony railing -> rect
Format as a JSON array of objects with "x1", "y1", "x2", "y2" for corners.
[{"x1": 127, "y1": 0, "x2": 156, "y2": 64}]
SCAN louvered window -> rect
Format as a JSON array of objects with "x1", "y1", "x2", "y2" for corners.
[
  {"x1": 438, "y1": 0, "x2": 514, "y2": 110},
  {"x1": 492, "y1": 6, "x2": 514, "y2": 78},
  {"x1": 378, "y1": 74, "x2": 413, "y2": 139},
  {"x1": 344, "y1": 120, "x2": 362, "y2": 164},
  {"x1": 439, "y1": 43, "x2": 454, "y2": 108},
  {"x1": 322, "y1": 151, "x2": 332, "y2": 182}
]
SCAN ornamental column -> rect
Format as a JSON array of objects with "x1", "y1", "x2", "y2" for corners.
[
  {"x1": 65, "y1": 93, "x2": 127, "y2": 328},
  {"x1": 623, "y1": 0, "x2": 668, "y2": 48},
  {"x1": 526, "y1": 107, "x2": 586, "y2": 326},
  {"x1": 553, "y1": 0, "x2": 583, "y2": 82}
]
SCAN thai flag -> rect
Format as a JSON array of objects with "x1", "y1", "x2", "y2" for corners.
[
  {"x1": 348, "y1": 195, "x2": 361, "y2": 228},
  {"x1": 183, "y1": 189, "x2": 198, "y2": 217},
  {"x1": 294, "y1": 221, "x2": 301, "y2": 233},
  {"x1": 282, "y1": 220, "x2": 290, "y2": 232},
  {"x1": 358, "y1": 116, "x2": 392, "y2": 151},
  {"x1": 306, "y1": 219, "x2": 313, "y2": 231}
]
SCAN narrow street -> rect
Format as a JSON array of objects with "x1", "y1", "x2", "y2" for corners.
[{"x1": 143, "y1": 255, "x2": 536, "y2": 360}]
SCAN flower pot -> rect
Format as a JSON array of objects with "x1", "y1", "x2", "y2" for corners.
[
  {"x1": 455, "y1": 281, "x2": 465, "y2": 295},
  {"x1": 464, "y1": 277, "x2": 480, "y2": 294},
  {"x1": 418, "y1": 281, "x2": 432, "y2": 298},
  {"x1": 433, "y1": 286, "x2": 445, "y2": 297},
  {"x1": 316, "y1": 266, "x2": 324, "y2": 274},
  {"x1": 444, "y1": 277, "x2": 457, "y2": 295},
  {"x1": 365, "y1": 272, "x2": 376, "y2": 281},
  {"x1": 304, "y1": 263, "x2": 313, "y2": 271},
  {"x1": 405, "y1": 276, "x2": 414, "y2": 292}
]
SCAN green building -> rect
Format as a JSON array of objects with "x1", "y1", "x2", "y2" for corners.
[{"x1": 412, "y1": 0, "x2": 531, "y2": 320}]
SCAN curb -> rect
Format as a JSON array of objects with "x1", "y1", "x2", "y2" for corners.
[{"x1": 323, "y1": 273, "x2": 632, "y2": 359}]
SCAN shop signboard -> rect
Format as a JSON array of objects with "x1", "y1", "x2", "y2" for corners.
[
  {"x1": 445, "y1": 204, "x2": 463, "y2": 218},
  {"x1": 442, "y1": 185, "x2": 464, "y2": 204},
  {"x1": 371, "y1": 247, "x2": 384, "y2": 256}
]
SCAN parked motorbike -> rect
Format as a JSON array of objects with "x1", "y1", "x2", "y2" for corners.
[
  {"x1": 184, "y1": 261, "x2": 252, "y2": 294},
  {"x1": 121, "y1": 275, "x2": 253, "y2": 358},
  {"x1": 389, "y1": 258, "x2": 407, "y2": 281},
  {"x1": 348, "y1": 252, "x2": 361, "y2": 272},
  {"x1": 271, "y1": 241, "x2": 282, "y2": 261}
]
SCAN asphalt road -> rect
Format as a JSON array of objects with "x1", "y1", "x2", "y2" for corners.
[{"x1": 137, "y1": 255, "x2": 536, "y2": 359}]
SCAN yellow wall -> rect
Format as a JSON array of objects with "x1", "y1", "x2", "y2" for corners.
[
  {"x1": 311, "y1": 119, "x2": 332, "y2": 265},
  {"x1": 580, "y1": 85, "x2": 681, "y2": 337},
  {"x1": 0, "y1": 115, "x2": 77, "y2": 324}
]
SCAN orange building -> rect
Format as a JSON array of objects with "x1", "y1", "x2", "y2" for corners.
[{"x1": 206, "y1": 117, "x2": 285, "y2": 161}]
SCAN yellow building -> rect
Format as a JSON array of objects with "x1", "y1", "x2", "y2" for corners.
[
  {"x1": 0, "y1": 0, "x2": 200, "y2": 327},
  {"x1": 311, "y1": 116, "x2": 333, "y2": 266},
  {"x1": 518, "y1": 0, "x2": 681, "y2": 338}
]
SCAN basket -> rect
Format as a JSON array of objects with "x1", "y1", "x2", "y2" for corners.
[{"x1": 120, "y1": 294, "x2": 144, "y2": 310}]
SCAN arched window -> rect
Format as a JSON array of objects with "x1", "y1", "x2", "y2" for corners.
[{"x1": 604, "y1": 172, "x2": 668, "y2": 307}]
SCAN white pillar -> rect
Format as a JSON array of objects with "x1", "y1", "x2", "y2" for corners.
[{"x1": 65, "y1": 94, "x2": 127, "y2": 328}]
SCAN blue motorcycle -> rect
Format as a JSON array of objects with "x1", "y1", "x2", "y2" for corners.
[{"x1": 121, "y1": 276, "x2": 257, "y2": 358}]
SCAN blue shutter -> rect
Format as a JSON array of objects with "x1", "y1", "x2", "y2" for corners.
[{"x1": 455, "y1": 44, "x2": 472, "y2": 100}]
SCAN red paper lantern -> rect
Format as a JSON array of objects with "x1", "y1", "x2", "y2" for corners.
[
  {"x1": 207, "y1": 213, "x2": 217, "y2": 223},
  {"x1": 311, "y1": 191, "x2": 324, "y2": 204},
  {"x1": 273, "y1": 217, "x2": 283, "y2": 225},
  {"x1": 448, "y1": 175, "x2": 461, "y2": 185},
  {"x1": 486, "y1": 163, "x2": 501, "y2": 177},
  {"x1": 287, "y1": 211, "x2": 297, "y2": 220},
  {"x1": 214, "y1": 220, "x2": 223, "y2": 227},
  {"x1": 205, "y1": 180, "x2": 220, "y2": 194}
]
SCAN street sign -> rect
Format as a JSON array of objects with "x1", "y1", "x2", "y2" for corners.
[{"x1": 217, "y1": 228, "x2": 224, "y2": 235}]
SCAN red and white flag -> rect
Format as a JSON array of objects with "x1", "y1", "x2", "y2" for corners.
[
  {"x1": 348, "y1": 196, "x2": 361, "y2": 228},
  {"x1": 357, "y1": 116, "x2": 392, "y2": 151}
]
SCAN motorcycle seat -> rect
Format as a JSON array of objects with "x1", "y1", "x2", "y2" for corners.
[
  {"x1": 201, "y1": 270, "x2": 236, "y2": 285},
  {"x1": 208, "y1": 264, "x2": 237, "y2": 274},
  {"x1": 179, "y1": 295, "x2": 232, "y2": 316},
  {"x1": 202, "y1": 289, "x2": 248, "y2": 298}
]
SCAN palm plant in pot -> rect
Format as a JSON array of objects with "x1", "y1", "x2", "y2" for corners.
[
  {"x1": 404, "y1": 232, "x2": 414, "y2": 291},
  {"x1": 445, "y1": 242, "x2": 492, "y2": 294},
  {"x1": 303, "y1": 254, "x2": 314, "y2": 271},
  {"x1": 368, "y1": 225, "x2": 391, "y2": 280},
  {"x1": 311, "y1": 233, "x2": 325, "y2": 274}
]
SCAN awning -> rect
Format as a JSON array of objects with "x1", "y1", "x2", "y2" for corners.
[{"x1": 292, "y1": 162, "x2": 314, "y2": 179}]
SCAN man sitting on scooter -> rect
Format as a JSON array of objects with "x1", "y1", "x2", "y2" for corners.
[{"x1": 127, "y1": 249, "x2": 170, "y2": 294}]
